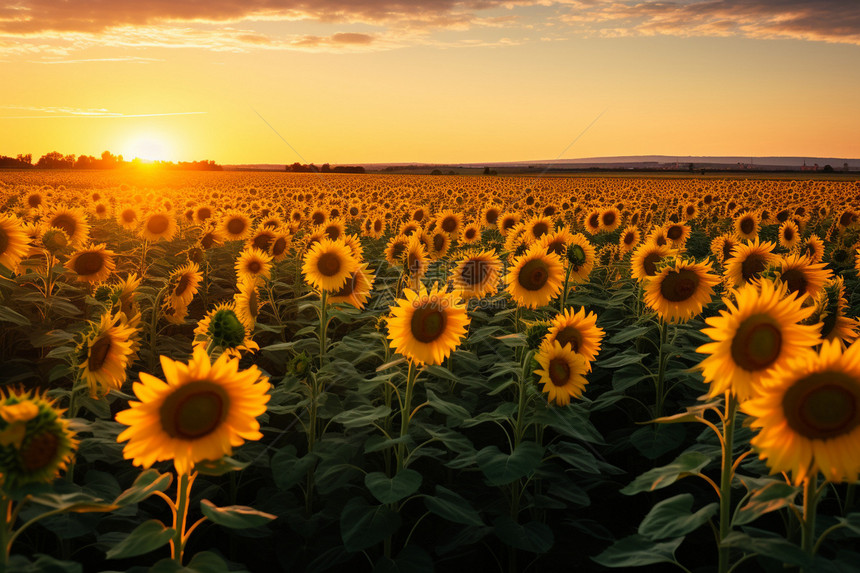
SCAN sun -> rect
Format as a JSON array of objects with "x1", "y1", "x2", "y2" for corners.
[{"x1": 125, "y1": 133, "x2": 173, "y2": 161}]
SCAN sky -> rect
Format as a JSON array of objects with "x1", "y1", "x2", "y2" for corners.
[{"x1": 1, "y1": 0, "x2": 859, "y2": 164}]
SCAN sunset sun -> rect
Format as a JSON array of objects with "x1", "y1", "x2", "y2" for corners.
[{"x1": 125, "y1": 134, "x2": 172, "y2": 162}]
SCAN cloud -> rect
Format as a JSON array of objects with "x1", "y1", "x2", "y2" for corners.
[{"x1": 559, "y1": 1, "x2": 860, "y2": 45}]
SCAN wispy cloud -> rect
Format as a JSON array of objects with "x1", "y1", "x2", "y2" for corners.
[
  {"x1": 30, "y1": 56, "x2": 164, "y2": 64},
  {"x1": 0, "y1": 105, "x2": 206, "y2": 118}
]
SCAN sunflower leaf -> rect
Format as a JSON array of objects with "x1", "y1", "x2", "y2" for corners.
[
  {"x1": 340, "y1": 497, "x2": 402, "y2": 552},
  {"x1": 592, "y1": 534, "x2": 684, "y2": 567},
  {"x1": 105, "y1": 520, "x2": 175, "y2": 559},
  {"x1": 200, "y1": 499, "x2": 276, "y2": 529},
  {"x1": 114, "y1": 469, "x2": 173, "y2": 506},
  {"x1": 194, "y1": 456, "x2": 250, "y2": 476},
  {"x1": 364, "y1": 470, "x2": 422, "y2": 504},
  {"x1": 621, "y1": 451, "x2": 712, "y2": 495},
  {"x1": 492, "y1": 516, "x2": 553, "y2": 553},
  {"x1": 476, "y1": 442, "x2": 544, "y2": 486},
  {"x1": 720, "y1": 532, "x2": 811, "y2": 567},
  {"x1": 732, "y1": 481, "x2": 801, "y2": 526},
  {"x1": 638, "y1": 493, "x2": 717, "y2": 540},
  {"x1": 424, "y1": 485, "x2": 484, "y2": 526}
]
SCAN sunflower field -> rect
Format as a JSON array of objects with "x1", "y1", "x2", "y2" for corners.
[{"x1": 1, "y1": 170, "x2": 860, "y2": 572}]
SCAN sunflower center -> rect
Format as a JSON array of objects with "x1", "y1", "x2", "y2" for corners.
[
  {"x1": 197, "y1": 207, "x2": 212, "y2": 221},
  {"x1": 247, "y1": 260, "x2": 262, "y2": 274},
  {"x1": 554, "y1": 326, "x2": 581, "y2": 353},
  {"x1": 325, "y1": 226, "x2": 340, "y2": 240},
  {"x1": 51, "y1": 214, "x2": 77, "y2": 238},
  {"x1": 20, "y1": 431, "x2": 59, "y2": 471},
  {"x1": 249, "y1": 289, "x2": 259, "y2": 320},
  {"x1": 227, "y1": 218, "x2": 246, "y2": 236},
  {"x1": 740, "y1": 217, "x2": 755, "y2": 235},
  {"x1": 518, "y1": 259, "x2": 549, "y2": 291},
  {"x1": 74, "y1": 251, "x2": 105, "y2": 276},
  {"x1": 160, "y1": 381, "x2": 230, "y2": 440},
  {"x1": 548, "y1": 358, "x2": 571, "y2": 387},
  {"x1": 410, "y1": 302, "x2": 447, "y2": 343},
  {"x1": 433, "y1": 234, "x2": 445, "y2": 251},
  {"x1": 317, "y1": 252, "x2": 341, "y2": 277},
  {"x1": 253, "y1": 234, "x2": 273, "y2": 250},
  {"x1": 667, "y1": 225, "x2": 683, "y2": 240},
  {"x1": 820, "y1": 309, "x2": 838, "y2": 339},
  {"x1": 660, "y1": 269, "x2": 700, "y2": 302},
  {"x1": 588, "y1": 213, "x2": 600, "y2": 229},
  {"x1": 201, "y1": 232, "x2": 215, "y2": 249},
  {"x1": 532, "y1": 222, "x2": 549, "y2": 239},
  {"x1": 741, "y1": 254, "x2": 766, "y2": 283},
  {"x1": 272, "y1": 237, "x2": 287, "y2": 256},
  {"x1": 147, "y1": 214, "x2": 170, "y2": 235},
  {"x1": 460, "y1": 259, "x2": 491, "y2": 286},
  {"x1": 121, "y1": 209, "x2": 136, "y2": 223},
  {"x1": 784, "y1": 228, "x2": 795, "y2": 241},
  {"x1": 176, "y1": 273, "x2": 192, "y2": 296},
  {"x1": 27, "y1": 194, "x2": 42, "y2": 208},
  {"x1": 780, "y1": 268, "x2": 807, "y2": 296},
  {"x1": 502, "y1": 217, "x2": 516, "y2": 231},
  {"x1": 602, "y1": 212, "x2": 616, "y2": 227},
  {"x1": 88, "y1": 334, "x2": 112, "y2": 372},
  {"x1": 312, "y1": 212, "x2": 325, "y2": 225},
  {"x1": 643, "y1": 252, "x2": 663, "y2": 276},
  {"x1": 722, "y1": 242, "x2": 735, "y2": 262},
  {"x1": 546, "y1": 240, "x2": 565, "y2": 257},
  {"x1": 334, "y1": 272, "x2": 359, "y2": 296},
  {"x1": 441, "y1": 217, "x2": 457, "y2": 233},
  {"x1": 391, "y1": 244, "x2": 406, "y2": 260},
  {"x1": 567, "y1": 244, "x2": 587, "y2": 267},
  {"x1": 210, "y1": 309, "x2": 246, "y2": 347},
  {"x1": 0, "y1": 228, "x2": 8, "y2": 254},
  {"x1": 374, "y1": 220, "x2": 383, "y2": 232},
  {"x1": 465, "y1": 228, "x2": 477, "y2": 240},
  {"x1": 624, "y1": 232, "x2": 636, "y2": 245},
  {"x1": 486, "y1": 209, "x2": 499, "y2": 225},
  {"x1": 730, "y1": 315, "x2": 782, "y2": 371},
  {"x1": 783, "y1": 372, "x2": 860, "y2": 440}
]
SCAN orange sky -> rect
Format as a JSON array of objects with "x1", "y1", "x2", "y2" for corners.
[{"x1": 2, "y1": 1, "x2": 859, "y2": 164}]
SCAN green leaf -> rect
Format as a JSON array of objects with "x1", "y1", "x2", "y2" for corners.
[
  {"x1": 373, "y1": 546, "x2": 434, "y2": 573},
  {"x1": 331, "y1": 404, "x2": 391, "y2": 429},
  {"x1": 837, "y1": 513, "x2": 860, "y2": 536},
  {"x1": 493, "y1": 516, "x2": 553, "y2": 553},
  {"x1": 621, "y1": 451, "x2": 712, "y2": 495},
  {"x1": 28, "y1": 491, "x2": 118, "y2": 513},
  {"x1": 149, "y1": 550, "x2": 232, "y2": 573},
  {"x1": 194, "y1": 456, "x2": 249, "y2": 476},
  {"x1": 638, "y1": 494, "x2": 717, "y2": 540},
  {"x1": 200, "y1": 499, "x2": 276, "y2": 529},
  {"x1": 549, "y1": 442, "x2": 601, "y2": 474},
  {"x1": 365, "y1": 470, "x2": 422, "y2": 504},
  {"x1": 340, "y1": 497, "x2": 402, "y2": 552},
  {"x1": 608, "y1": 326, "x2": 652, "y2": 344},
  {"x1": 425, "y1": 389, "x2": 470, "y2": 425},
  {"x1": 271, "y1": 445, "x2": 318, "y2": 490},
  {"x1": 106, "y1": 520, "x2": 175, "y2": 559},
  {"x1": 7, "y1": 553, "x2": 83, "y2": 573},
  {"x1": 592, "y1": 534, "x2": 684, "y2": 568},
  {"x1": 476, "y1": 441, "x2": 544, "y2": 486},
  {"x1": 629, "y1": 424, "x2": 686, "y2": 460},
  {"x1": 733, "y1": 481, "x2": 801, "y2": 526},
  {"x1": 721, "y1": 532, "x2": 811, "y2": 567},
  {"x1": 424, "y1": 364, "x2": 458, "y2": 382},
  {"x1": 114, "y1": 468, "x2": 173, "y2": 506},
  {"x1": 599, "y1": 351, "x2": 648, "y2": 369},
  {"x1": 424, "y1": 485, "x2": 484, "y2": 526}
]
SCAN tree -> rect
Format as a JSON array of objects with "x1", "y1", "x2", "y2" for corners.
[{"x1": 16, "y1": 154, "x2": 32, "y2": 165}]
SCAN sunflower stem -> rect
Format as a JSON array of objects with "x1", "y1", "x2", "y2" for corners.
[
  {"x1": 654, "y1": 321, "x2": 669, "y2": 418},
  {"x1": 558, "y1": 264, "x2": 572, "y2": 313},
  {"x1": 139, "y1": 239, "x2": 149, "y2": 277},
  {"x1": 148, "y1": 285, "x2": 168, "y2": 372},
  {"x1": 717, "y1": 393, "x2": 739, "y2": 573},
  {"x1": 801, "y1": 474, "x2": 819, "y2": 560},
  {"x1": 396, "y1": 361, "x2": 417, "y2": 473},
  {"x1": 171, "y1": 472, "x2": 193, "y2": 566},
  {"x1": 1, "y1": 496, "x2": 11, "y2": 567},
  {"x1": 319, "y1": 290, "x2": 328, "y2": 368}
]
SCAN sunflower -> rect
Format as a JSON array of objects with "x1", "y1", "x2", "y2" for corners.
[
  {"x1": 697, "y1": 279, "x2": 821, "y2": 401},
  {"x1": 369, "y1": 216, "x2": 386, "y2": 239},
  {"x1": 710, "y1": 233, "x2": 740, "y2": 265},
  {"x1": 599, "y1": 207, "x2": 622, "y2": 233},
  {"x1": 436, "y1": 210, "x2": 463, "y2": 237},
  {"x1": 0, "y1": 388, "x2": 77, "y2": 490},
  {"x1": 451, "y1": 249, "x2": 502, "y2": 300},
  {"x1": 565, "y1": 233, "x2": 596, "y2": 283},
  {"x1": 525, "y1": 216, "x2": 553, "y2": 244},
  {"x1": 167, "y1": 261, "x2": 203, "y2": 310},
  {"x1": 584, "y1": 210, "x2": 601, "y2": 235},
  {"x1": 220, "y1": 210, "x2": 252, "y2": 242},
  {"x1": 644, "y1": 257, "x2": 720, "y2": 323},
  {"x1": 539, "y1": 227, "x2": 574, "y2": 259},
  {"x1": 814, "y1": 277, "x2": 859, "y2": 348},
  {"x1": 0, "y1": 213, "x2": 30, "y2": 272},
  {"x1": 249, "y1": 227, "x2": 277, "y2": 252},
  {"x1": 198, "y1": 225, "x2": 225, "y2": 250},
  {"x1": 663, "y1": 222, "x2": 690, "y2": 250},
  {"x1": 618, "y1": 225, "x2": 641, "y2": 254},
  {"x1": 402, "y1": 235, "x2": 430, "y2": 280},
  {"x1": 193, "y1": 302, "x2": 259, "y2": 358},
  {"x1": 506, "y1": 244, "x2": 564, "y2": 309},
  {"x1": 743, "y1": 339, "x2": 860, "y2": 484},
  {"x1": 270, "y1": 229, "x2": 292, "y2": 261},
  {"x1": 387, "y1": 283, "x2": 469, "y2": 365},
  {"x1": 543, "y1": 307, "x2": 604, "y2": 370},
  {"x1": 461, "y1": 223, "x2": 481, "y2": 244},
  {"x1": 724, "y1": 238, "x2": 777, "y2": 288},
  {"x1": 45, "y1": 207, "x2": 90, "y2": 248},
  {"x1": 116, "y1": 206, "x2": 140, "y2": 231},
  {"x1": 428, "y1": 230, "x2": 451, "y2": 260},
  {"x1": 778, "y1": 220, "x2": 801, "y2": 250},
  {"x1": 482, "y1": 204, "x2": 502, "y2": 228},
  {"x1": 497, "y1": 212, "x2": 521, "y2": 236},
  {"x1": 329, "y1": 263, "x2": 376, "y2": 310},
  {"x1": 385, "y1": 235, "x2": 410, "y2": 267},
  {"x1": 65, "y1": 243, "x2": 116, "y2": 283},
  {"x1": 802, "y1": 234, "x2": 825, "y2": 264},
  {"x1": 774, "y1": 253, "x2": 831, "y2": 301},
  {"x1": 235, "y1": 247, "x2": 273, "y2": 284},
  {"x1": 533, "y1": 341, "x2": 589, "y2": 406},
  {"x1": 302, "y1": 238, "x2": 359, "y2": 292},
  {"x1": 733, "y1": 211, "x2": 760, "y2": 241},
  {"x1": 342, "y1": 233, "x2": 364, "y2": 261},
  {"x1": 115, "y1": 347, "x2": 270, "y2": 476},
  {"x1": 234, "y1": 276, "x2": 262, "y2": 329},
  {"x1": 630, "y1": 240, "x2": 673, "y2": 282},
  {"x1": 194, "y1": 205, "x2": 214, "y2": 224},
  {"x1": 77, "y1": 312, "x2": 136, "y2": 396},
  {"x1": 310, "y1": 208, "x2": 327, "y2": 226},
  {"x1": 322, "y1": 219, "x2": 346, "y2": 241},
  {"x1": 139, "y1": 211, "x2": 178, "y2": 242}
]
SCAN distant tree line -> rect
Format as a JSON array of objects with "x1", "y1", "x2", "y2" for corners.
[
  {"x1": 287, "y1": 162, "x2": 365, "y2": 174},
  {"x1": 0, "y1": 151, "x2": 221, "y2": 171}
]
